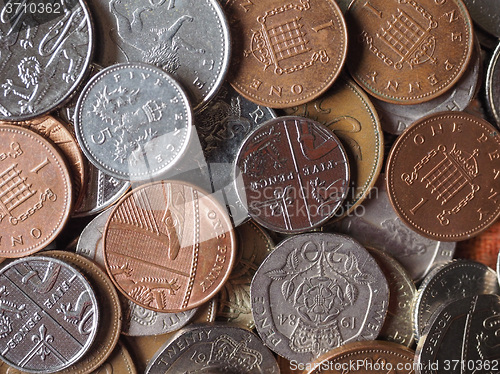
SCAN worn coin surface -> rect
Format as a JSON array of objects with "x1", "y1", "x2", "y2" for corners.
[
  {"x1": 88, "y1": 0, "x2": 230, "y2": 111},
  {"x1": 103, "y1": 180, "x2": 236, "y2": 312},
  {"x1": 75, "y1": 63, "x2": 193, "y2": 181},
  {"x1": 251, "y1": 232, "x2": 389, "y2": 362},
  {"x1": 486, "y1": 42, "x2": 500, "y2": 127},
  {"x1": 413, "y1": 259, "x2": 500, "y2": 341},
  {"x1": 283, "y1": 76, "x2": 383, "y2": 219},
  {"x1": 415, "y1": 294, "x2": 500, "y2": 374},
  {"x1": 347, "y1": 0, "x2": 473, "y2": 104},
  {"x1": 0, "y1": 256, "x2": 99, "y2": 372},
  {"x1": 90, "y1": 341, "x2": 137, "y2": 374},
  {"x1": 455, "y1": 219, "x2": 500, "y2": 270},
  {"x1": 0, "y1": 124, "x2": 72, "y2": 258},
  {"x1": 462, "y1": 0, "x2": 500, "y2": 39},
  {"x1": 225, "y1": 0, "x2": 347, "y2": 108},
  {"x1": 235, "y1": 116, "x2": 350, "y2": 233},
  {"x1": 0, "y1": 0, "x2": 93, "y2": 121},
  {"x1": 145, "y1": 324, "x2": 280, "y2": 374},
  {"x1": 386, "y1": 111, "x2": 500, "y2": 241}
]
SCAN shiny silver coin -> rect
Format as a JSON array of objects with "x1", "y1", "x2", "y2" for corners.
[
  {"x1": 0, "y1": 0, "x2": 93, "y2": 121},
  {"x1": 413, "y1": 259, "x2": 500, "y2": 342},
  {"x1": 88, "y1": 0, "x2": 230, "y2": 111},
  {"x1": 415, "y1": 294, "x2": 500, "y2": 374},
  {"x1": 0, "y1": 256, "x2": 99, "y2": 373},
  {"x1": 251, "y1": 232, "x2": 389, "y2": 363},
  {"x1": 145, "y1": 324, "x2": 280, "y2": 374},
  {"x1": 486, "y1": 42, "x2": 500, "y2": 127},
  {"x1": 462, "y1": 0, "x2": 500, "y2": 39},
  {"x1": 74, "y1": 63, "x2": 193, "y2": 181},
  {"x1": 329, "y1": 174, "x2": 455, "y2": 282}
]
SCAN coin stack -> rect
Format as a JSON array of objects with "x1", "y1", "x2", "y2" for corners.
[{"x1": 0, "y1": 0, "x2": 499, "y2": 373}]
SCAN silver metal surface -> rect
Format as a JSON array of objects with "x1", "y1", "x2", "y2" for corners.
[
  {"x1": 0, "y1": 0, "x2": 93, "y2": 121},
  {"x1": 463, "y1": 0, "x2": 500, "y2": 38},
  {"x1": 486, "y1": 42, "x2": 500, "y2": 127},
  {"x1": 0, "y1": 256, "x2": 99, "y2": 373},
  {"x1": 88, "y1": 0, "x2": 230, "y2": 111},
  {"x1": 74, "y1": 63, "x2": 193, "y2": 181}
]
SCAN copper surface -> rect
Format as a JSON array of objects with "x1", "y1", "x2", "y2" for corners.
[
  {"x1": 347, "y1": 0, "x2": 473, "y2": 104},
  {"x1": 103, "y1": 181, "x2": 236, "y2": 312},
  {"x1": 386, "y1": 111, "x2": 500, "y2": 241},
  {"x1": 0, "y1": 124, "x2": 72, "y2": 257},
  {"x1": 225, "y1": 0, "x2": 347, "y2": 108},
  {"x1": 456, "y1": 219, "x2": 500, "y2": 269},
  {"x1": 91, "y1": 341, "x2": 137, "y2": 374}
]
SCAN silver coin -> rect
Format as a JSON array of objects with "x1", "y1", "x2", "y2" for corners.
[
  {"x1": 486, "y1": 42, "x2": 500, "y2": 128},
  {"x1": 74, "y1": 63, "x2": 193, "y2": 181},
  {"x1": 329, "y1": 174, "x2": 456, "y2": 282},
  {"x1": 75, "y1": 208, "x2": 197, "y2": 336},
  {"x1": 413, "y1": 259, "x2": 500, "y2": 342},
  {"x1": 0, "y1": 0, "x2": 93, "y2": 121},
  {"x1": 251, "y1": 232, "x2": 389, "y2": 363},
  {"x1": 88, "y1": 0, "x2": 230, "y2": 111},
  {"x1": 415, "y1": 294, "x2": 500, "y2": 374},
  {"x1": 0, "y1": 256, "x2": 99, "y2": 373},
  {"x1": 462, "y1": 0, "x2": 500, "y2": 39},
  {"x1": 145, "y1": 324, "x2": 280, "y2": 374}
]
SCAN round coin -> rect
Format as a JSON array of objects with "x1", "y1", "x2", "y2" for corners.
[
  {"x1": 225, "y1": 0, "x2": 347, "y2": 108},
  {"x1": 103, "y1": 180, "x2": 236, "y2": 312},
  {"x1": 235, "y1": 116, "x2": 350, "y2": 233},
  {"x1": 90, "y1": 341, "x2": 137, "y2": 374},
  {"x1": 75, "y1": 63, "x2": 193, "y2": 181},
  {"x1": 455, "y1": 219, "x2": 500, "y2": 270},
  {"x1": 462, "y1": 0, "x2": 500, "y2": 39},
  {"x1": 386, "y1": 111, "x2": 500, "y2": 241},
  {"x1": 0, "y1": 124, "x2": 72, "y2": 257},
  {"x1": 0, "y1": 256, "x2": 99, "y2": 373},
  {"x1": 251, "y1": 232, "x2": 389, "y2": 362},
  {"x1": 346, "y1": 0, "x2": 473, "y2": 104}
]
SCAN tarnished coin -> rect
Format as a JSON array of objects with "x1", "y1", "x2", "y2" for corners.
[
  {"x1": 235, "y1": 116, "x2": 350, "y2": 233},
  {"x1": 90, "y1": 341, "x2": 136, "y2": 374},
  {"x1": 386, "y1": 111, "x2": 500, "y2": 241},
  {"x1": 486, "y1": 42, "x2": 500, "y2": 127},
  {"x1": 0, "y1": 0, "x2": 93, "y2": 121},
  {"x1": 251, "y1": 232, "x2": 389, "y2": 362},
  {"x1": 75, "y1": 63, "x2": 193, "y2": 181},
  {"x1": 415, "y1": 294, "x2": 500, "y2": 374},
  {"x1": 103, "y1": 180, "x2": 236, "y2": 312},
  {"x1": 413, "y1": 259, "x2": 500, "y2": 341},
  {"x1": 462, "y1": 0, "x2": 500, "y2": 39},
  {"x1": 0, "y1": 256, "x2": 99, "y2": 373},
  {"x1": 0, "y1": 124, "x2": 72, "y2": 257},
  {"x1": 283, "y1": 76, "x2": 384, "y2": 219},
  {"x1": 225, "y1": 0, "x2": 347, "y2": 108},
  {"x1": 347, "y1": 0, "x2": 473, "y2": 104},
  {"x1": 88, "y1": 0, "x2": 230, "y2": 111},
  {"x1": 145, "y1": 324, "x2": 280, "y2": 374},
  {"x1": 43, "y1": 251, "x2": 122, "y2": 374}
]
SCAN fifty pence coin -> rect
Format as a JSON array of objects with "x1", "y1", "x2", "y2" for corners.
[
  {"x1": 235, "y1": 116, "x2": 350, "y2": 233},
  {"x1": 145, "y1": 325, "x2": 280, "y2": 374},
  {"x1": 0, "y1": 124, "x2": 72, "y2": 258},
  {"x1": 251, "y1": 232, "x2": 389, "y2": 363},
  {"x1": 0, "y1": 256, "x2": 99, "y2": 373},
  {"x1": 75, "y1": 63, "x2": 193, "y2": 181},
  {"x1": 0, "y1": 0, "x2": 93, "y2": 120}
]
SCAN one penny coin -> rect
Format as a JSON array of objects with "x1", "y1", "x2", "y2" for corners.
[
  {"x1": 103, "y1": 181, "x2": 236, "y2": 312},
  {"x1": 225, "y1": 0, "x2": 347, "y2": 108},
  {"x1": 386, "y1": 111, "x2": 500, "y2": 241},
  {"x1": 0, "y1": 124, "x2": 72, "y2": 257},
  {"x1": 347, "y1": 0, "x2": 474, "y2": 104}
]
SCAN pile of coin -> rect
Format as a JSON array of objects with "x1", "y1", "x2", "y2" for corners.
[{"x1": 0, "y1": 0, "x2": 499, "y2": 372}]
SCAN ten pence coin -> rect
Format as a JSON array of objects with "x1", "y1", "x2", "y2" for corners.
[
  {"x1": 346, "y1": 0, "x2": 473, "y2": 104},
  {"x1": 386, "y1": 111, "x2": 500, "y2": 241},
  {"x1": 103, "y1": 180, "x2": 236, "y2": 312},
  {"x1": 225, "y1": 0, "x2": 347, "y2": 108}
]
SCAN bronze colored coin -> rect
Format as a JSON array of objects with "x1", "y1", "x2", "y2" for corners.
[
  {"x1": 225, "y1": 0, "x2": 347, "y2": 108},
  {"x1": 0, "y1": 124, "x2": 72, "y2": 257},
  {"x1": 235, "y1": 116, "x2": 350, "y2": 233},
  {"x1": 386, "y1": 111, "x2": 500, "y2": 241},
  {"x1": 7, "y1": 116, "x2": 86, "y2": 212},
  {"x1": 283, "y1": 76, "x2": 383, "y2": 219},
  {"x1": 90, "y1": 341, "x2": 137, "y2": 374},
  {"x1": 456, "y1": 219, "x2": 500, "y2": 270},
  {"x1": 346, "y1": 0, "x2": 474, "y2": 104},
  {"x1": 103, "y1": 181, "x2": 236, "y2": 312}
]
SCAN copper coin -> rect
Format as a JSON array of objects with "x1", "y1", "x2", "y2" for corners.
[
  {"x1": 225, "y1": 0, "x2": 347, "y2": 108},
  {"x1": 346, "y1": 0, "x2": 474, "y2": 104},
  {"x1": 386, "y1": 111, "x2": 500, "y2": 241},
  {"x1": 90, "y1": 341, "x2": 137, "y2": 374},
  {"x1": 0, "y1": 124, "x2": 72, "y2": 257},
  {"x1": 455, "y1": 219, "x2": 500, "y2": 270},
  {"x1": 235, "y1": 116, "x2": 350, "y2": 233},
  {"x1": 103, "y1": 181, "x2": 236, "y2": 312}
]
